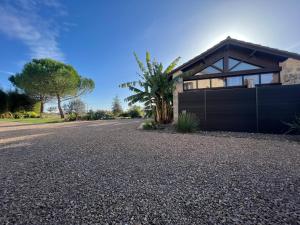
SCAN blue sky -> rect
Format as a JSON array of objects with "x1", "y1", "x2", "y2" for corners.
[{"x1": 0, "y1": 0, "x2": 300, "y2": 110}]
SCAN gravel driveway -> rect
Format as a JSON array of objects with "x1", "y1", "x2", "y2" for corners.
[{"x1": 0, "y1": 119, "x2": 299, "y2": 224}]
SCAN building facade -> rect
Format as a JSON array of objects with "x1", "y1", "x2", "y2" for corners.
[{"x1": 171, "y1": 37, "x2": 300, "y2": 133}]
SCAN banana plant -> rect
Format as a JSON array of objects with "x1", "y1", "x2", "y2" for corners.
[{"x1": 120, "y1": 52, "x2": 180, "y2": 123}]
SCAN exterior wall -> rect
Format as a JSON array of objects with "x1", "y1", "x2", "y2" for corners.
[
  {"x1": 172, "y1": 71, "x2": 183, "y2": 122},
  {"x1": 280, "y1": 58, "x2": 300, "y2": 85}
]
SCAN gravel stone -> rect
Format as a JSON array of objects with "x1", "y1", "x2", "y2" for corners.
[{"x1": 0, "y1": 119, "x2": 299, "y2": 224}]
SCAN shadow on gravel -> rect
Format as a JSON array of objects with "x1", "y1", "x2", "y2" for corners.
[
  {"x1": 141, "y1": 125, "x2": 300, "y2": 143},
  {"x1": 0, "y1": 133, "x2": 53, "y2": 145}
]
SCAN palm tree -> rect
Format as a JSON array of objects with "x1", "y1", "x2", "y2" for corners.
[{"x1": 120, "y1": 52, "x2": 180, "y2": 124}]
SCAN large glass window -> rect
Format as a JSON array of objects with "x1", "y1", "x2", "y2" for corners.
[
  {"x1": 183, "y1": 81, "x2": 197, "y2": 90},
  {"x1": 261, "y1": 73, "x2": 279, "y2": 84},
  {"x1": 211, "y1": 78, "x2": 225, "y2": 88},
  {"x1": 183, "y1": 72, "x2": 280, "y2": 92},
  {"x1": 228, "y1": 58, "x2": 240, "y2": 70},
  {"x1": 244, "y1": 74, "x2": 259, "y2": 88},
  {"x1": 197, "y1": 79, "x2": 210, "y2": 89},
  {"x1": 195, "y1": 66, "x2": 220, "y2": 75},
  {"x1": 213, "y1": 58, "x2": 224, "y2": 71},
  {"x1": 226, "y1": 76, "x2": 243, "y2": 87},
  {"x1": 231, "y1": 62, "x2": 261, "y2": 71},
  {"x1": 228, "y1": 57, "x2": 262, "y2": 71}
]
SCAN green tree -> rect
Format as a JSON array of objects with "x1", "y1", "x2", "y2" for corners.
[
  {"x1": 112, "y1": 96, "x2": 123, "y2": 116},
  {"x1": 63, "y1": 99, "x2": 86, "y2": 117},
  {"x1": 9, "y1": 59, "x2": 54, "y2": 117},
  {"x1": 0, "y1": 89, "x2": 8, "y2": 113},
  {"x1": 10, "y1": 58, "x2": 95, "y2": 119},
  {"x1": 7, "y1": 90, "x2": 36, "y2": 112},
  {"x1": 120, "y1": 52, "x2": 180, "y2": 124},
  {"x1": 47, "y1": 62, "x2": 94, "y2": 118}
]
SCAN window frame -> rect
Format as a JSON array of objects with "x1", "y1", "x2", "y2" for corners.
[
  {"x1": 226, "y1": 76, "x2": 244, "y2": 87},
  {"x1": 183, "y1": 72, "x2": 281, "y2": 91},
  {"x1": 228, "y1": 57, "x2": 262, "y2": 72}
]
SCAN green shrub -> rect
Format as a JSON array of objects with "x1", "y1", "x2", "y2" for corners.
[
  {"x1": 85, "y1": 110, "x2": 95, "y2": 120},
  {"x1": 284, "y1": 116, "x2": 300, "y2": 134},
  {"x1": 33, "y1": 101, "x2": 41, "y2": 114},
  {"x1": 0, "y1": 90, "x2": 37, "y2": 114},
  {"x1": 95, "y1": 110, "x2": 114, "y2": 120},
  {"x1": 128, "y1": 106, "x2": 144, "y2": 118},
  {"x1": 24, "y1": 111, "x2": 39, "y2": 118},
  {"x1": 142, "y1": 120, "x2": 157, "y2": 130},
  {"x1": 67, "y1": 113, "x2": 77, "y2": 121},
  {"x1": 85, "y1": 110, "x2": 115, "y2": 120},
  {"x1": 119, "y1": 111, "x2": 130, "y2": 117},
  {"x1": 0, "y1": 89, "x2": 8, "y2": 113},
  {"x1": 7, "y1": 91, "x2": 36, "y2": 113},
  {"x1": 0, "y1": 112, "x2": 13, "y2": 119},
  {"x1": 13, "y1": 112, "x2": 25, "y2": 119},
  {"x1": 175, "y1": 113, "x2": 199, "y2": 133}
]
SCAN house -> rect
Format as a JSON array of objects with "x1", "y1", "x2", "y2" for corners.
[{"x1": 170, "y1": 37, "x2": 300, "y2": 133}]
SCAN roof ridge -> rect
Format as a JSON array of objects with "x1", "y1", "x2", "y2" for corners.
[{"x1": 170, "y1": 37, "x2": 300, "y2": 75}]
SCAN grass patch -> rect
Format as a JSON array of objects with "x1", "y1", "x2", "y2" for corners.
[{"x1": 0, "y1": 118, "x2": 64, "y2": 124}]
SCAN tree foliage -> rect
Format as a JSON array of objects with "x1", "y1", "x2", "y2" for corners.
[
  {"x1": 120, "y1": 52, "x2": 180, "y2": 123},
  {"x1": 63, "y1": 99, "x2": 86, "y2": 116},
  {"x1": 0, "y1": 89, "x2": 8, "y2": 113},
  {"x1": 112, "y1": 96, "x2": 123, "y2": 116},
  {"x1": 0, "y1": 89, "x2": 36, "y2": 113},
  {"x1": 9, "y1": 59, "x2": 54, "y2": 116},
  {"x1": 10, "y1": 58, "x2": 95, "y2": 119}
]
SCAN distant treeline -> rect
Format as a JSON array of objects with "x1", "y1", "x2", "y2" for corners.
[{"x1": 0, "y1": 89, "x2": 39, "y2": 114}]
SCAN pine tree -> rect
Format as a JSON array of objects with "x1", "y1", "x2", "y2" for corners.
[{"x1": 112, "y1": 96, "x2": 123, "y2": 116}]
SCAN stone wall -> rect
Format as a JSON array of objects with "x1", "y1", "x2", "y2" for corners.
[
  {"x1": 172, "y1": 71, "x2": 183, "y2": 123},
  {"x1": 280, "y1": 58, "x2": 300, "y2": 85}
]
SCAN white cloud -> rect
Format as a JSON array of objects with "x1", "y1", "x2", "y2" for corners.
[
  {"x1": 0, "y1": 0, "x2": 66, "y2": 61},
  {"x1": 0, "y1": 70, "x2": 14, "y2": 75}
]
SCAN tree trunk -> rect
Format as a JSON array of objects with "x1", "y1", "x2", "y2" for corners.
[
  {"x1": 40, "y1": 100, "x2": 44, "y2": 118},
  {"x1": 57, "y1": 94, "x2": 64, "y2": 119}
]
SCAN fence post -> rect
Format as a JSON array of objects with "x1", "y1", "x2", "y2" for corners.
[
  {"x1": 204, "y1": 90, "x2": 207, "y2": 129},
  {"x1": 256, "y1": 87, "x2": 259, "y2": 132}
]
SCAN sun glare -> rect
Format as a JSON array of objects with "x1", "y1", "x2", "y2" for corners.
[{"x1": 204, "y1": 32, "x2": 253, "y2": 52}]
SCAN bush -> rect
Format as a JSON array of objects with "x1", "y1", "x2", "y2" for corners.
[
  {"x1": 119, "y1": 111, "x2": 130, "y2": 117},
  {"x1": 85, "y1": 110, "x2": 115, "y2": 120},
  {"x1": 95, "y1": 110, "x2": 114, "y2": 120},
  {"x1": 67, "y1": 113, "x2": 77, "y2": 121},
  {"x1": 175, "y1": 113, "x2": 199, "y2": 133},
  {"x1": 0, "y1": 90, "x2": 37, "y2": 114},
  {"x1": 284, "y1": 116, "x2": 300, "y2": 134},
  {"x1": 142, "y1": 120, "x2": 157, "y2": 130},
  {"x1": 33, "y1": 101, "x2": 41, "y2": 114},
  {"x1": 0, "y1": 89, "x2": 8, "y2": 113},
  {"x1": 84, "y1": 110, "x2": 95, "y2": 120},
  {"x1": 24, "y1": 111, "x2": 39, "y2": 118},
  {"x1": 7, "y1": 91, "x2": 36, "y2": 112},
  {"x1": 0, "y1": 111, "x2": 39, "y2": 119},
  {"x1": 0, "y1": 112, "x2": 13, "y2": 119},
  {"x1": 128, "y1": 106, "x2": 144, "y2": 118},
  {"x1": 13, "y1": 112, "x2": 25, "y2": 119}
]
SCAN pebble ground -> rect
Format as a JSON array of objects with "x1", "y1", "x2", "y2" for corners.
[{"x1": 0, "y1": 120, "x2": 299, "y2": 224}]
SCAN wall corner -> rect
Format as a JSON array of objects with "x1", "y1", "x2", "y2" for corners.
[
  {"x1": 172, "y1": 71, "x2": 183, "y2": 123},
  {"x1": 279, "y1": 58, "x2": 300, "y2": 85}
]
